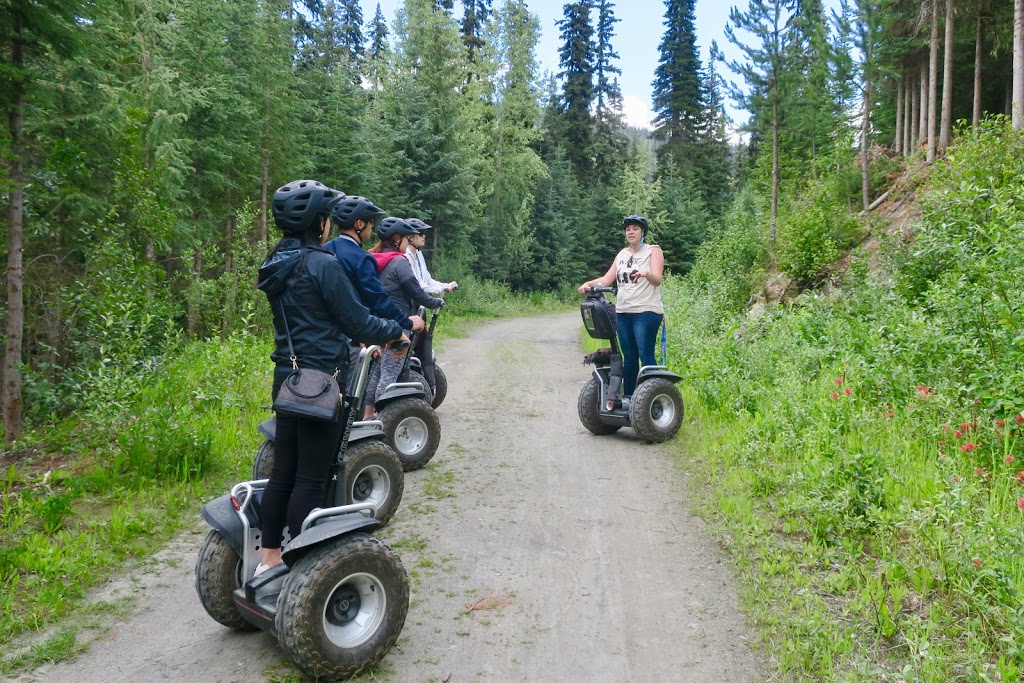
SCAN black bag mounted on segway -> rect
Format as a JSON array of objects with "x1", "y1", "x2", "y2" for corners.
[{"x1": 580, "y1": 296, "x2": 617, "y2": 341}]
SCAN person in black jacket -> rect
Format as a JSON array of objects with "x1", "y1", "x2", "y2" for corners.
[{"x1": 254, "y1": 179, "x2": 407, "y2": 576}]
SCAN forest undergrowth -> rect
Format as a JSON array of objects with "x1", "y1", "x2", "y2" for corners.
[
  {"x1": 0, "y1": 277, "x2": 572, "y2": 674},
  {"x1": 664, "y1": 120, "x2": 1024, "y2": 682}
]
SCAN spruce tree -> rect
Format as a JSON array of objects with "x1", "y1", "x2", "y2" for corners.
[
  {"x1": 339, "y1": 0, "x2": 366, "y2": 84},
  {"x1": 592, "y1": 0, "x2": 628, "y2": 184},
  {"x1": 556, "y1": 1, "x2": 596, "y2": 176},
  {"x1": 694, "y1": 41, "x2": 734, "y2": 220},
  {"x1": 652, "y1": 0, "x2": 705, "y2": 171},
  {"x1": 461, "y1": 0, "x2": 493, "y2": 68}
]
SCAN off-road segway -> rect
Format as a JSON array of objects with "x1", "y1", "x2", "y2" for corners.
[
  {"x1": 196, "y1": 344, "x2": 409, "y2": 681},
  {"x1": 407, "y1": 290, "x2": 453, "y2": 409},
  {"x1": 251, "y1": 348, "x2": 405, "y2": 525},
  {"x1": 367, "y1": 306, "x2": 441, "y2": 471},
  {"x1": 578, "y1": 286, "x2": 684, "y2": 442}
]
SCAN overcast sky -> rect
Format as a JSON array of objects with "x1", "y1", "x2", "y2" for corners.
[{"x1": 363, "y1": 0, "x2": 844, "y2": 129}]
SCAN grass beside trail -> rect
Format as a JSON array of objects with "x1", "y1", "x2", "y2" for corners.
[{"x1": 0, "y1": 281, "x2": 573, "y2": 675}]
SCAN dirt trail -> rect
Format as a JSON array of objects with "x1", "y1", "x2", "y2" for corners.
[{"x1": 10, "y1": 312, "x2": 762, "y2": 683}]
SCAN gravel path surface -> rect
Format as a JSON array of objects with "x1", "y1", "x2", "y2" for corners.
[{"x1": 10, "y1": 311, "x2": 762, "y2": 683}]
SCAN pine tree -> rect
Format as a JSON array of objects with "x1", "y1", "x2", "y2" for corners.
[
  {"x1": 0, "y1": 0, "x2": 90, "y2": 443},
  {"x1": 461, "y1": 0, "x2": 493, "y2": 68},
  {"x1": 339, "y1": 0, "x2": 366, "y2": 84},
  {"x1": 694, "y1": 41, "x2": 734, "y2": 219},
  {"x1": 556, "y1": 1, "x2": 596, "y2": 176},
  {"x1": 652, "y1": 0, "x2": 705, "y2": 171},
  {"x1": 726, "y1": 0, "x2": 795, "y2": 240},
  {"x1": 591, "y1": 0, "x2": 627, "y2": 184}
]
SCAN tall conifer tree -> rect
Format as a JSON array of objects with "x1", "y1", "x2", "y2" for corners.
[
  {"x1": 592, "y1": 0, "x2": 627, "y2": 184},
  {"x1": 652, "y1": 0, "x2": 705, "y2": 171},
  {"x1": 556, "y1": 1, "x2": 596, "y2": 176}
]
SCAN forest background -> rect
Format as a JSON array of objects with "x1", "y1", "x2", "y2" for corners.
[{"x1": 4, "y1": 0, "x2": 1024, "y2": 680}]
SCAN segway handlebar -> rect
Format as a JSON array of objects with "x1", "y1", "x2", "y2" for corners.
[{"x1": 585, "y1": 286, "x2": 615, "y2": 295}]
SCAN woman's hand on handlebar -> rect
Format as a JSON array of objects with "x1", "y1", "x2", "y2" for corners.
[{"x1": 408, "y1": 315, "x2": 425, "y2": 332}]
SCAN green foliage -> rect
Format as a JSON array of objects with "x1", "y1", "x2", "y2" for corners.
[
  {"x1": 663, "y1": 124, "x2": 1024, "y2": 679},
  {"x1": 777, "y1": 180, "x2": 857, "y2": 283}
]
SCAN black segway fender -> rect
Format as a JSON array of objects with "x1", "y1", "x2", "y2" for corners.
[
  {"x1": 257, "y1": 417, "x2": 276, "y2": 441},
  {"x1": 349, "y1": 424, "x2": 386, "y2": 442},
  {"x1": 637, "y1": 368, "x2": 682, "y2": 384},
  {"x1": 281, "y1": 514, "x2": 381, "y2": 566},
  {"x1": 376, "y1": 385, "x2": 426, "y2": 403},
  {"x1": 200, "y1": 494, "x2": 246, "y2": 558}
]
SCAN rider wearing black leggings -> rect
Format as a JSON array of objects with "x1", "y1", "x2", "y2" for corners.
[{"x1": 256, "y1": 180, "x2": 407, "y2": 575}]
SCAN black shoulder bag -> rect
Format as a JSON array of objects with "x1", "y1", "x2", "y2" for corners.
[{"x1": 271, "y1": 298, "x2": 342, "y2": 422}]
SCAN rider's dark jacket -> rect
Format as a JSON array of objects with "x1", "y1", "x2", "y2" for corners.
[
  {"x1": 323, "y1": 234, "x2": 413, "y2": 330},
  {"x1": 375, "y1": 250, "x2": 444, "y2": 316},
  {"x1": 257, "y1": 238, "x2": 402, "y2": 382}
]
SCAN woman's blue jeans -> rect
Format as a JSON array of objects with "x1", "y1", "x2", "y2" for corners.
[{"x1": 616, "y1": 311, "x2": 664, "y2": 398}]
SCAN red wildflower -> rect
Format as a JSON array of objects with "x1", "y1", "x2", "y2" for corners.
[
  {"x1": 1018, "y1": 498, "x2": 1024, "y2": 510},
  {"x1": 941, "y1": 423, "x2": 949, "y2": 431},
  {"x1": 961, "y1": 422, "x2": 971, "y2": 432},
  {"x1": 952, "y1": 475, "x2": 961, "y2": 483},
  {"x1": 975, "y1": 466, "x2": 985, "y2": 475},
  {"x1": 831, "y1": 392, "x2": 839, "y2": 400},
  {"x1": 835, "y1": 377, "x2": 843, "y2": 386},
  {"x1": 1006, "y1": 455, "x2": 1015, "y2": 464},
  {"x1": 973, "y1": 558, "x2": 983, "y2": 567},
  {"x1": 1017, "y1": 415, "x2": 1024, "y2": 425},
  {"x1": 1017, "y1": 471, "x2": 1024, "y2": 484},
  {"x1": 938, "y1": 440, "x2": 945, "y2": 445},
  {"x1": 996, "y1": 419, "x2": 1006, "y2": 427},
  {"x1": 963, "y1": 443, "x2": 976, "y2": 453},
  {"x1": 844, "y1": 388, "x2": 851, "y2": 396},
  {"x1": 954, "y1": 430, "x2": 963, "y2": 439}
]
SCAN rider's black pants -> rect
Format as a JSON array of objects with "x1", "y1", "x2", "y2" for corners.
[{"x1": 262, "y1": 383, "x2": 344, "y2": 550}]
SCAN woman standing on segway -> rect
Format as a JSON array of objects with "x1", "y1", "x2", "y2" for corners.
[
  {"x1": 578, "y1": 215, "x2": 665, "y2": 402},
  {"x1": 364, "y1": 218, "x2": 444, "y2": 418},
  {"x1": 255, "y1": 180, "x2": 408, "y2": 576}
]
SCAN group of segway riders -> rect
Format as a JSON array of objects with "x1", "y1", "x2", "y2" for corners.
[{"x1": 194, "y1": 183, "x2": 683, "y2": 680}]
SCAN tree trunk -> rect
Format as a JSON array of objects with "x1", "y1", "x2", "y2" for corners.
[
  {"x1": 1015, "y1": 0, "x2": 1024, "y2": 129},
  {"x1": 188, "y1": 249, "x2": 202, "y2": 339},
  {"x1": 905, "y1": 71, "x2": 915, "y2": 153},
  {"x1": 911, "y1": 68, "x2": 920, "y2": 148},
  {"x1": 939, "y1": 0, "x2": 954, "y2": 151},
  {"x1": 3, "y1": 22, "x2": 25, "y2": 446},
  {"x1": 260, "y1": 84, "x2": 270, "y2": 245},
  {"x1": 896, "y1": 70, "x2": 905, "y2": 154},
  {"x1": 861, "y1": 74, "x2": 872, "y2": 210},
  {"x1": 771, "y1": 98, "x2": 779, "y2": 241},
  {"x1": 928, "y1": 0, "x2": 939, "y2": 161},
  {"x1": 973, "y1": 13, "x2": 983, "y2": 126},
  {"x1": 919, "y1": 59, "x2": 928, "y2": 149}
]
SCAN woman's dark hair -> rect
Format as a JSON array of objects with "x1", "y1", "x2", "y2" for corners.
[{"x1": 368, "y1": 234, "x2": 403, "y2": 254}]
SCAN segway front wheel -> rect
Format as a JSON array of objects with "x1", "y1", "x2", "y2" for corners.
[
  {"x1": 345, "y1": 440, "x2": 404, "y2": 526},
  {"x1": 276, "y1": 534, "x2": 409, "y2": 681},
  {"x1": 578, "y1": 378, "x2": 621, "y2": 436},
  {"x1": 379, "y1": 398, "x2": 440, "y2": 472},
  {"x1": 252, "y1": 438, "x2": 274, "y2": 479},
  {"x1": 629, "y1": 378, "x2": 683, "y2": 443},
  {"x1": 195, "y1": 529, "x2": 256, "y2": 631},
  {"x1": 431, "y1": 365, "x2": 447, "y2": 409}
]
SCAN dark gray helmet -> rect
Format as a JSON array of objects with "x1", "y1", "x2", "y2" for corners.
[
  {"x1": 332, "y1": 195, "x2": 387, "y2": 229},
  {"x1": 406, "y1": 218, "x2": 432, "y2": 232},
  {"x1": 623, "y1": 214, "x2": 649, "y2": 239},
  {"x1": 377, "y1": 217, "x2": 419, "y2": 240},
  {"x1": 272, "y1": 180, "x2": 341, "y2": 234}
]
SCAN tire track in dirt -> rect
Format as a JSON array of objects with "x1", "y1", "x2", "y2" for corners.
[{"x1": 9, "y1": 311, "x2": 762, "y2": 683}]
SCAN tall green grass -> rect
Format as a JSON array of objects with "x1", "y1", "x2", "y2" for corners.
[{"x1": 663, "y1": 119, "x2": 1024, "y2": 681}]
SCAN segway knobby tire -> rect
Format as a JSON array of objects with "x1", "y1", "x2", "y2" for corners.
[
  {"x1": 195, "y1": 529, "x2": 256, "y2": 631},
  {"x1": 430, "y1": 365, "x2": 447, "y2": 409},
  {"x1": 406, "y1": 369, "x2": 434, "y2": 405},
  {"x1": 629, "y1": 378, "x2": 683, "y2": 443},
  {"x1": 379, "y1": 398, "x2": 440, "y2": 472},
  {"x1": 577, "y1": 378, "x2": 620, "y2": 436},
  {"x1": 345, "y1": 440, "x2": 404, "y2": 526},
  {"x1": 275, "y1": 534, "x2": 409, "y2": 681},
  {"x1": 252, "y1": 438, "x2": 274, "y2": 480}
]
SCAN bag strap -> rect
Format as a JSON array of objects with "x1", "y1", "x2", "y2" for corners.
[{"x1": 274, "y1": 297, "x2": 299, "y2": 370}]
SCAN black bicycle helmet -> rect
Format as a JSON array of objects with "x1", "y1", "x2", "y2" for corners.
[
  {"x1": 331, "y1": 195, "x2": 387, "y2": 230},
  {"x1": 406, "y1": 218, "x2": 432, "y2": 232},
  {"x1": 272, "y1": 180, "x2": 341, "y2": 234},
  {"x1": 377, "y1": 217, "x2": 419, "y2": 240},
  {"x1": 623, "y1": 214, "x2": 649, "y2": 240}
]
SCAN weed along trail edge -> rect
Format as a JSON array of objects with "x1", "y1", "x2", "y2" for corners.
[{"x1": 10, "y1": 311, "x2": 762, "y2": 683}]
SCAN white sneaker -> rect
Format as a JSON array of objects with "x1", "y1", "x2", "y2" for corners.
[{"x1": 254, "y1": 562, "x2": 279, "y2": 577}]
